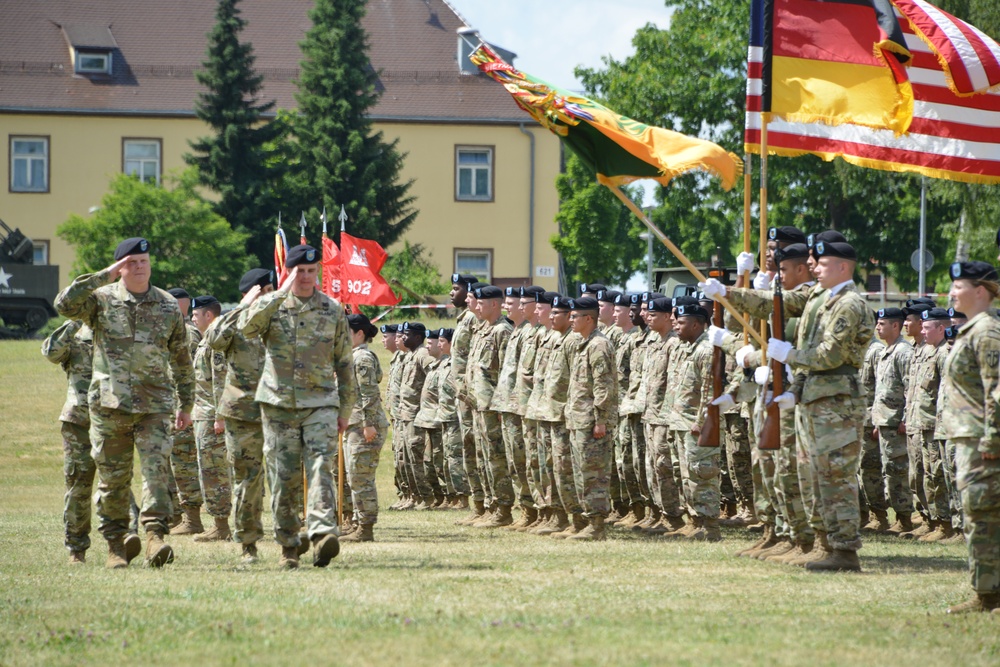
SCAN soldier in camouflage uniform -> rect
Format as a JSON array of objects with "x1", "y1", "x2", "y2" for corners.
[
  {"x1": 512, "y1": 286, "x2": 546, "y2": 528},
  {"x1": 608, "y1": 293, "x2": 642, "y2": 525},
  {"x1": 397, "y1": 321, "x2": 437, "y2": 510},
  {"x1": 189, "y1": 296, "x2": 233, "y2": 543},
  {"x1": 414, "y1": 329, "x2": 447, "y2": 506},
  {"x1": 238, "y1": 245, "x2": 356, "y2": 569},
  {"x1": 871, "y1": 307, "x2": 915, "y2": 534},
  {"x1": 859, "y1": 332, "x2": 889, "y2": 531},
  {"x1": 206, "y1": 268, "x2": 273, "y2": 562},
  {"x1": 901, "y1": 300, "x2": 936, "y2": 535},
  {"x1": 525, "y1": 291, "x2": 560, "y2": 533},
  {"x1": 939, "y1": 261, "x2": 1000, "y2": 613},
  {"x1": 618, "y1": 294, "x2": 656, "y2": 529},
  {"x1": 451, "y1": 274, "x2": 487, "y2": 523},
  {"x1": 382, "y1": 324, "x2": 413, "y2": 510},
  {"x1": 341, "y1": 314, "x2": 388, "y2": 543},
  {"x1": 55, "y1": 237, "x2": 194, "y2": 569},
  {"x1": 435, "y1": 329, "x2": 470, "y2": 508}
]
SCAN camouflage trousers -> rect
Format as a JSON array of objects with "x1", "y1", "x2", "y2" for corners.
[
  {"x1": 525, "y1": 418, "x2": 553, "y2": 509},
  {"x1": 399, "y1": 420, "x2": 434, "y2": 501},
  {"x1": 615, "y1": 416, "x2": 644, "y2": 506},
  {"x1": 570, "y1": 427, "x2": 613, "y2": 518},
  {"x1": 878, "y1": 425, "x2": 914, "y2": 516},
  {"x1": 392, "y1": 419, "x2": 416, "y2": 499},
  {"x1": 260, "y1": 404, "x2": 340, "y2": 548},
  {"x1": 418, "y1": 426, "x2": 445, "y2": 499},
  {"x1": 170, "y1": 424, "x2": 203, "y2": 509},
  {"x1": 724, "y1": 412, "x2": 754, "y2": 510},
  {"x1": 644, "y1": 423, "x2": 683, "y2": 517},
  {"x1": 194, "y1": 420, "x2": 233, "y2": 519},
  {"x1": 459, "y1": 401, "x2": 485, "y2": 502},
  {"x1": 751, "y1": 403, "x2": 780, "y2": 530},
  {"x1": 62, "y1": 421, "x2": 96, "y2": 552},
  {"x1": 629, "y1": 414, "x2": 652, "y2": 506},
  {"x1": 224, "y1": 418, "x2": 266, "y2": 545},
  {"x1": 345, "y1": 423, "x2": 385, "y2": 524},
  {"x1": 907, "y1": 431, "x2": 929, "y2": 518},
  {"x1": 442, "y1": 421, "x2": 470, "y2": 496},
  {"x1": 917, "y1": 431, "x2": 950, "y2": 522},
  {"x1": 90, "y1": 406, "x2": 173, "y2": 539},
  {"x1": 941, "y1": 440, "x2": 964, "y2": 530},
  {"x1": 548, "y1": 420, "x2": 581, "y2": 515},
  {"x1": 952, "y1": 437, "x2": 1000, "y2": 594},
  {"x1": 859, "y1": 428, "x2": 889, "y2": 514},
  {"x1": 473, "y1": 410, "x2": 514, "y2": 507},
  {"x1": 673, "y1": 429, "x2": 721, "y2": 519},
  {"x1": 796, "y1": 396, "x2": 863, "y2": 552},
  {"x1": 501, "y1": 413, "x2": 534, "y2": 509},
  {"x1": 774, "y1": 409, "x2": 813, "y2": 543}
]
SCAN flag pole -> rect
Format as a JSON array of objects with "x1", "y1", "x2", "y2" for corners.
[
  {"x1": 608, "y1": 185, "x2": 766, "y2": 347},
  {"x1": 742, "y1": 152, "x2": 753, "y2": 344},
  {"x1": 759, "y1": 114, "x2": 769, "y2": 356}
]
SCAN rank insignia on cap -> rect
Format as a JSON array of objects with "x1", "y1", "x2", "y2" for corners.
[
  {"x1": 768, "y1": 228, "x2": 777, "y2": 240},
  {"x1": 139, "y1": 240, "x2": 148, "y2": 252},
  {"x1": 306, "y1": 249, "x2": 316, "y2": 262},
  {"x1": 951, "y1": 262, "x2": 961, "y2": 279}
]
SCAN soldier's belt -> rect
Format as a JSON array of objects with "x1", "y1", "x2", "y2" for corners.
[{"x1": 810, "y1": 366, "x2": 859, "y2": 377}]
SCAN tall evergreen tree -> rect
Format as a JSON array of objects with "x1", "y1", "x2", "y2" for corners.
[
  {"x1": 185, "y1": 0, "x2": 284, "y2": 267},
  {"x1": 290, "y1": 0, "x2": 416, "y2": 245}
]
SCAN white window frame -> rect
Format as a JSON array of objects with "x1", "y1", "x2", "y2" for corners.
[
  {"x1": 10, "y1": 136, "x2": 49, "y2": 193},
  {"x1": 455, "y1": 146, "x2": 494, "y2": 202},
  {"x1": 33, "y1": 241, "x2": 49, "y2": 265},
  {"x1": 454, "y1": 249, "x2": 493, "y2": 283},
  {"x1": 75, "y1": 50, "x2": 112, "y2": 75},
  {"x1": 123, "y1": 139, "x2": 162, "y2": 185}
]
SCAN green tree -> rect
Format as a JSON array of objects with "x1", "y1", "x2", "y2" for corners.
[
  {"x1": 287, "y1": 0, "x2": 416, "y2": 246},
  {"x1": 185, "y1": 0, "x2": 284, "y2": 268},
  {"x1": 368, "y1": 241, "x2": 449, "y2": 318},
  {"x1": 58, "y1": 171, "x2": 253, "y2": 301},
  {"x1": 552, "y1": 152, "x2": 645, "y2": 288}
]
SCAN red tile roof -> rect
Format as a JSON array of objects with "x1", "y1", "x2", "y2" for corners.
[{"x1": 0, "y1": 0, "x2": 529, "y2": 123}]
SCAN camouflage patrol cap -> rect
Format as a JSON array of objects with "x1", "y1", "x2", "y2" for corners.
[
  {"x1": 239, "y1": 268, "x2": 273, "y2": 294},
  {"x1": 114, "y1": 237, "x2": 150, "y2": 260},
  {"x1": 876, "y1": 307, "x2": 905, "y2": 320},
  {"x1": 949, "y1": 261, "x2": 998, "y2": 282},
  {"x1": 648, "y1": 297, "x2": 673, "y2": 313},
  {"x1": 920, "y1": 307, "x2": 950, "y2": 321},
  {"x1": 191, "y1": 295, "x2": 219, "y2": 310},
  {"x1": 167, "y1": 287, "x2": 190, "y2": 300},
  {"x1": 597, "y1": 289, "x2": 622, "y2": 304},
  {"x1": 675, "y1": 304, "x2": 710, "y2": 320},
  {"x1": 285, "y1": 244, "x2": 319, "y2": 268},
  {"x1": 768, "y1": 226, "x2": 806, "y2": 244}
]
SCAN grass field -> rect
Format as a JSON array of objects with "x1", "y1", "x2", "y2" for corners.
[{"x1": 1, "y1": 333, "x2": 998, "y2": 666}]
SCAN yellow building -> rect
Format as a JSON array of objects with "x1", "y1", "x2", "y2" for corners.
[{"x1": 0, "y1": 0, "x2": 563, "y2": 296}]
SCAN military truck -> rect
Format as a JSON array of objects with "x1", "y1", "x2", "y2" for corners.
[
  {"x1": 0, "y1": 219, "x2": 59, "y2": 338},
  {"x1": 653, "y1": 263, "x2": 735, "y2": 298}
]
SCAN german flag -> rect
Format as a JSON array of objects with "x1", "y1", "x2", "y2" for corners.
[{"x1": 755, "y1": 0, "x2": 914, "y2": 134}]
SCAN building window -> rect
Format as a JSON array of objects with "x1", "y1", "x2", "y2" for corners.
[
  {"x1": 123, "y1": 139, "x2": 161, "y2": 185},
  {"x1": 33, "y1": 241, "x2": 49, "y2": 265},
  {"x1": 455, "y1": 146, "x2": 493, "y2": 201},
  {"x1": 75, "y1": 51, "x2": 112, "y2": 75},
  {"x1": 10, "y1": 137, "x2": 49, "y2": 193},
  {"x1": 455, "y1": 249, "x2": 492, "y2": 283}
]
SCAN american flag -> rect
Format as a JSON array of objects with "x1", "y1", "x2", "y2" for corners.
[{"x1": 746, "y1": 0, "x2": 1000, "y2": 184}]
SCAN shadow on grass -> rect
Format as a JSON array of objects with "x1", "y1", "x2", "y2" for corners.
[{"x1": 861, "y1": 554, "x2": 968, "y2": 574}]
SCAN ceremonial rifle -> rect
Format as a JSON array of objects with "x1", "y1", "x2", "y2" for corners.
[
  {"x1": 698, "y1": 262, "x2": 726, "y2": 448},
  {"x1": 758, "y1": 273, "x2": 783, "y2": 451}
]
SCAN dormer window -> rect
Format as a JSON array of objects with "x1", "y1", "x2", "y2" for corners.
[
  {"x1": 75, "y1": 51, "x2": 111, "y2": 75},
  {"x1": 60, "y1": 23, "x2": 117, "y2": 77}
]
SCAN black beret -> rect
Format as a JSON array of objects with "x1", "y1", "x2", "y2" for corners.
[
  {"x1": 438, "y1": 328, "x2": 454, "y2": 341},
  {"x1": 380, "y1": 324, "x2": 398, "y2": 334},
  {"x1": 903, "y1": 303, "x2": 932, "y2": 317},
  {"x1": 877, "y1": 307, "x2": 905, "y2": 320},
  {"x1": 950, "y1": 261, "x2": 999, "y2": 282},
  {"x1": 347, "y1": 314, "x2": 378, "y2": 338},
  {"x1": 614, "y1": 293, "x2": 631, "y2": 306},
  {"x1": 768, "y1": 226, "x2": 806, "y2": 245},
  {"x1": 807, "y1": 230, "x2": 847, "y2": 248},
  {"x1": 285, "y1": 244, "x2": 319, "y2": 268},
  {"x1": 774, "y1": 243, "x2": 809, "y2": 263},
  {"x1": 401, "y1": 321, "x2": 426, "y2": 334},
  {"x1": 427, "y1": 328, "x2": 440, "y2": 340},
  {"x1": 948, "y1": 307, "x2": 967, "y2": 319},
  {"x1": 675, "y1": 304, "x2": 710, "y2": 320},
  {"x1": 648, "y1": 297, "x2": 673, "y2": 313},
  {"x1": 570, "y1": 297, "x2": 599, "y2": 311},
  {"x1": 672, "y1": 295, "x2": 700, "y2": 308},
  {"x1": 167, "y1": 287, "x2": 190, "y2": 300},
  {"x1": 503, "y1": 286, "x2": 520, "y2": 298},
  {"x1": 520, "y1": 285, "x2": 545, "y2": 298},
  {"x1": 921, "y1": 307, "x2": 951, "y2": 321},
  {"x1": 114, "y1": 237, "x2": 150, "y2": 260},
  {"x1": 813, "y1": 240, "x2": 857, "y2": 260},
  {"x1": 579, "y1": 282, "x2": 607, "y2": 295},
  {"x1": 468, "y1": 282, "x2": 489, "y2": 293},
  {"x1": 641, "y1": 292, "x2": 665, "y2": 303},
  {"x1": 945, "y1": 325, "x2": 958, "y2": 340},
  {"x1": 474, "y1": 285, "x2": 503, "y2": 300},
  {"x1": 596, "y1": 289, "x2": 622, "y2": 304},
  {"x1": 451, "y1": 273, "x2": 479, "y2": 286},
  {"x1": 629, "y1": 294, "x2": 641, "y2": 305},
  {"x1": 239, "y1": 268, "x2": 273, "y2": 294},
  {"x1": 191, "y1": 295, "x2": 219, "y2": 310},
  {"x1": 905, "y1": 296, "x2": 937, "y2": 308},
  {"x1": 539, "y1": 291, "x2": 560, "y2": 305},
  {"x1": 551, "y1": 295, "x2": 572, "y2": 310}
]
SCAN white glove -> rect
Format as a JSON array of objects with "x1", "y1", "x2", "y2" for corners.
[
  {"x1": 736, "y1": 251, "x2": 755, "y2": 276},
  {"x1": 767, "y1": 338, "x2": 793, "y2": 363},
  {"x1": 775, "y1": 392, "x2": 796, "y2": 410},
  {"x1": 735, "y1": 344, "x2": 755, "y2": 369},
  {"x1": 753, "y1": 271, "x2": 772, "y2": 290},
  {"x1": 711, "y1": 394, "x2": 736, "y2": 412},
  {"x1": 708, "y1": 325, "x2": 727, "y2": 348},
  {"x1": 698, "y1": 278, "x2": 726, "y2": 300},
  {"x1": 753, "y1": 365, "x2": 771, "y2": 386},
  {"x1": 785, "y1": 363, "x2": 794, "y2": 384}
]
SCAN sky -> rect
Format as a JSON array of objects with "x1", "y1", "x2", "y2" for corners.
[{"x1": 446, "y1": 0, "x2": 675, "y2": 92}]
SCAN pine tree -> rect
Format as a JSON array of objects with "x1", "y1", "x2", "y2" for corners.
[
  {"x1": 185, "y1": 0, "x2": 283, "y2": 266},
  {"x1": 290, "y1": 0, "x2": 416, "y2": 245}
]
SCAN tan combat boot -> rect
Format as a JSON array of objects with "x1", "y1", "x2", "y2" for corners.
[
  {"x1": 532, "y1": 509, "x2": 567, "y2": 536},
  {"x1": 520, "y1": 508, "x2": 547, "y2": 532},
  {"x1": 296, "y1": 531, "x2": 311, "y2": 556},
  {"x1": 170, "y1": 505, "x2": 204, "y2": 535},
  {"x1": 770, "y1": 539, "x2": 814, "y2": 565},
  {"x1": 947, "y1": 593, "x2": 1000, "y2": 614},
  {"x1": 901, "y1": 519, "x2": 934, "y2": 540},
  {"x1": 312, "y1": 533, "x2": 340, "y2": 567},
  {"x1": 551, "y1": 512, "x2": 587, "y2": 539},
  {"x1": 631, "y1": 506, "x2": 661, "y2": 532},
  {"x1": 737, "y1": 524, "x2": 777, "y2": 557},
  {"x1": 144, "y1": 531, "x2": 174, "y2": 568},
  {"x1": 194, "y1": 517, "x2": 232, "y2": 543},
  {"x1": 106, "y1": 537, "x2": 129, "y2": 569},
  {"x1": 68, "y1": 550, "x2": 86, "y2": 565},
  {"x1": 686, "y1": 517, "x2": 723, "y2": 542},
  {"x1": 660, "y1": 514, "x2": 688, "y2": 534},
  {"x1": 455, "y1": 499, "x2": 486, "y2": 526},
  {"x1": 920, "y1": 522, "x2": 956, "y2": 542},
  {"x1": 505, "y1": 506, "x2": 537, "y2": 531},
  {"x1": 885, "y1": 513, "x2": 914, "y2": 536},
  {"x1": 123, "y1": 533, "x2": 142, "y2": 563},
  {"x1": 454, "y1": 495, "x2": 470, "y2": 511},
  {"x1": 862, "y1": 509, "x2": 890, "y2": 532},
  {"x1": 805, "y1": 549, "x2": 862, "y2": 572},
  {"x1": 341, "y1": 523, "x2": 374, "y2": 543},
  {"x1": 477, "y1": 505, "x2": 514, "y2": 528},
  {"x1": 279, "y1": 546, "x2": 299, "y2": 569},
  {"x1": 241, "y1": 543, "x2": 258, "y2": 564},
  {"x1": 789, "y1": 532, "x2": 830, "y2": 567},
  {"x1": 759, "y1": 538, "x2": 797, "y2": 561},
  {"x1": 568, "y1": 516, "x2": 606, "y2": 541},
  {"x1": 661, "y1": 516, "x2": 699, "y2": 540}
]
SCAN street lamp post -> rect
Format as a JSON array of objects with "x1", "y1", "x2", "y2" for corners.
[{"x1": 639, "y1": 231, "x2": 653, "y2": 291}]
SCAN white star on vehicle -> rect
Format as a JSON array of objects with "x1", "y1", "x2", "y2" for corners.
[{"x1": 0, "y1": 266, "x2": 11, "y2": 288}]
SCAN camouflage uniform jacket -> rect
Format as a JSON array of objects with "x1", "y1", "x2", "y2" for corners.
[
  {"x1": 397, "y1": 346, "x2": 434, "y2": 421},
  {"x1": 415, "y1": 357, "x2": 444, "y2": 429},
  {"x1": 566, "y1": 328, "x2": 618, "y2": 430},
  {"x1": 644, "y1": 332, "x2": 679, "y2": 426},
  {"x1": 525, "y1": 328, "x2": 558, "y2": 421},
  {"x1": 490, "y1": 319, "x2": 530, "y2": 414},
  {"x1": 238, "y1": 289, "x2": 356, "y2": 417},
  {"x1": 539, "y1": 329, "x2": 580, "y2": 423},
  {"x1": 466, "y1": 314, "x2": 513, "y2": 411},
  {"x1": 206, "y1": 305, "x2": 266, "y2": 423},
  {"x1": 450, "y1": 307, "x2": 478, "y2": 399},
  {"x1": 435, "y1": 355, "x2": 459, "y2": 424},
  {"x1": 349, "y1": 344, "x2": 388, "y2": 429},
  {"x1": 933, "y1": 344, "x2": 954, "y2": 441},
  {"x1": 514, "y1": 323, "x2": 546, "y2": 417},
  {"x1": 666, "y1": 333, "x2": 713, "y2": 431},
  {"x1": 632, "y1": 327, "x2": 661, "y2": 416},
  {"x1": 54, "y1": 269, "x2": 194, "y2": 414},
  {"x1": 905, "y1": 340, "x2": 947, "y2": 433},
  {"x1": 192, "y1": 320, "x2": 227, "y2": 421},
  {"x1": 860, "y1": 338, "x2": 885, "y2": 428},
  {"x1": 870, "y1": 338, "x2": 911, "y2": 427},
  {"x1": 41, "y1": 319, "x2": 93, "y2": 425},
  {"x1": 387, "y1": 350, "x2": 404, "y2": 421},
  {"x1": 614, "y1": 326, "x2": 639, "y2": 417},
  {"x1": 940, "y1": 311, "x2": 1000, "y2": 455},
  {"x1": 605, "y1": 324, "x2": 624, "y2": 349}
]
